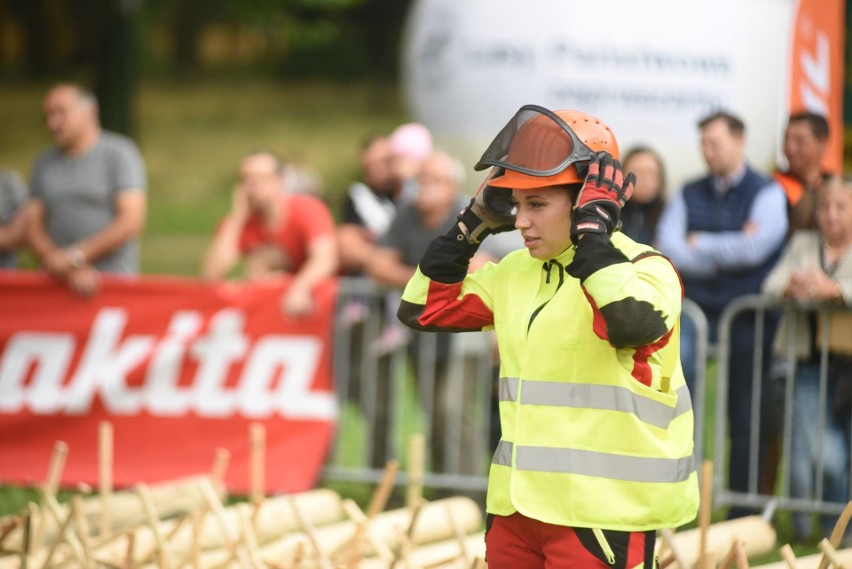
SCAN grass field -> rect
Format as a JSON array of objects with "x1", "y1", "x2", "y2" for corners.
[{"x1": 0, "y1": 78, "x2": 838, "y2": 563}]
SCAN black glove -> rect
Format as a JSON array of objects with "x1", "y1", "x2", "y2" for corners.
[
  {"x1": 570, "y1": 151, "x2": 635, "y2": 245},
  {"x1": 457, "y1": 169, "x2": 516, "y2": 245}
]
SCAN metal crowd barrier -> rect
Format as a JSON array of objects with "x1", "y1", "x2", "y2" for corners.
[
  {"x1": 682, "y1": 297, "x2": 710, "y2": 465},
  {"x1": 713, "y1": 293, "x2": 852, "y2": 517},
  {"x1": 322, "y1": 277, "x2": 495, "y2": 492}
]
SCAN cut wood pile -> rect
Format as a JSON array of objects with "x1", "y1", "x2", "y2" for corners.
[{"x1": 0, "y1": 426, "x2": 486, "y2": 569}]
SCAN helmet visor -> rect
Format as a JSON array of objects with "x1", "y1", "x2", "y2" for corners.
[{"x1": 474, "y1": 104, "x2": 597, "y2": 179}]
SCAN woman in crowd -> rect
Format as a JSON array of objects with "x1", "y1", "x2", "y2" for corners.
[
  {"x1": 618, "y1": 146, "x2": 667, "y2": 246},
  {"x1": 762, "y1": 175, "x2": 852, "y2": 543}
]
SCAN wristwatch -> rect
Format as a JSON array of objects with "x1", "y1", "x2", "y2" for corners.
[{"x1": 67, "y1": 248, "x2": 87, "y2": 269}]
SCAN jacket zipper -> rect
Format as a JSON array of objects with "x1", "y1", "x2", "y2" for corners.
[{"x1": 592, "y1": 528, "x2": 616, "y2": 565}]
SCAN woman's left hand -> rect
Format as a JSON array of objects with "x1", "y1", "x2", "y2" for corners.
[{"x1": 787, "y1": 267, "x2": 837, "y2": 301}]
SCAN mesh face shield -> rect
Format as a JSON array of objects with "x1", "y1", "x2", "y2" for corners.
[{"x1": 474, "y1": 104, "x2": 598, "y2": 179}]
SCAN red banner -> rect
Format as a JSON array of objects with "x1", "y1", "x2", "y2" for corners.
[{"x1": 0, "y1": 271, "x2": 338, "y2": 494}]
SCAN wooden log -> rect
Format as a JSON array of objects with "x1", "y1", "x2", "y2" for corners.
[
  {"x1": 1, "y1": 475, "x2": 228, "y2": 553},
  {"x1": 753, "y1": 549, "x2": 852, "y2": 568},
  {"x1": 357, "y1": 535, "x2": 486, "y2": 569},
  {"x1": 257, "y1": 497, "x2": 481, "y2": 569},
  {"x1": 655, "y1": 516, "x2": 776, "y2": 567},
  {"x1": 90, "y1": 490, "x2": 344, "y2": 567},
  {"x1": 129, "y1": 496, "x2": 480, "y2": 569}
]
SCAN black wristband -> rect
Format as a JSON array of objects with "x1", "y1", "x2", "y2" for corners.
[
  {"x1": 567, "y1": 233, "x2": 629, "y2": 282},
  {"x1": 419, "y1": 225, "x2": 481, "y2": 284}
]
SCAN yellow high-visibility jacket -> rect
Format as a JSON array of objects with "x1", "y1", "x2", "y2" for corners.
[{"x1": 399, "y1": 230, "x2": 699, "y2": 531}]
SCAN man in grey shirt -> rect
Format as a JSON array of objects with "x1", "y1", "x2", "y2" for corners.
[{"x1": 27, "y1": 83, "x2": 147, "y2": 296}]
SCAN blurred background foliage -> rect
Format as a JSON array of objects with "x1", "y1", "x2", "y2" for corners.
[{"x1": 0, "y1": 0, "x2": 414, "y2": 275}]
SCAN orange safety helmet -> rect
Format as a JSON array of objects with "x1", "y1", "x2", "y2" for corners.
[{"x1": 475, "y1": 105, "x2": 619, "y2": 190}]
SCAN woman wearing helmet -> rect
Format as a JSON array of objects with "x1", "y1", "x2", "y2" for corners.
[{"x1": 398, "y1": 105, "x2": 698, "y2": 567}]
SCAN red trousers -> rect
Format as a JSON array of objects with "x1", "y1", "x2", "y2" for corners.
[{"x1": 484, "y1": 512, "x2": 656, "y2": 569}]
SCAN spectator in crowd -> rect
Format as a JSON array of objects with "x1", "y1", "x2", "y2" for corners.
[
  {"x1": 337, "y1": 134, "x2": 399, "y2": 274},
  {"x1": 657, "y1": 110, "x2": 788, "y2": 517},
  {"x1": 0, "y1": 168, "x2": 28, "y2": 269},
  {"x1": 762, "y1": 175, "x2": 852, "y2": 544},
  {"x1": 388, "y1": 122, "x2": 433, "y2": 204},
  {"x1": 26, "y1": 83, "x2": 147, "y2": 297},
  {"x1": 775, "y1": 111, "x2": 833, "y2": 234},
  {"x1": 202, "y1": 150, "x2": 338, "y2": 317},
  {"x1": 619, "y1": 145, "x2": 667, "y2": 246},
  {"x1": 365, "y1": 150, "x2": 488, "y2": 475}
]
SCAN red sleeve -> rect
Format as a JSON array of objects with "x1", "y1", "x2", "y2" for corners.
[{"x1": 294, "y1": 194, "x2": 336, "y2": 243}]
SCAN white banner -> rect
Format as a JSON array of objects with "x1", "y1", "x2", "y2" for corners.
[{"x1": 402, "y1": 0, "x2": 795, "y2": 193}]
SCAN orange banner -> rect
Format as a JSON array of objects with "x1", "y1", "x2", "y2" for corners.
[
  {"x1": 788, "y1": 0, "x2": 845, "y2": 172},
  {"x1": 0, "y1": 271, "x2": 338, "y2": 494}
]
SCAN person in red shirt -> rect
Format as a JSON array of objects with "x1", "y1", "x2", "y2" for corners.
[{"x1": 202, "y1": 150, "x2": 338, "y2": 316}]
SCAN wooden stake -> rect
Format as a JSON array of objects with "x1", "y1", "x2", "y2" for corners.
[
  {"x1": 698, "y1": 460, "x2": 714, "y2": 568},
  {"x1": 40, "y1": 487, "x2": 87, "y2": 568},
  {"x1": 125, "y1": 529, "x2": 136, "y2": 569},
  {"x1": 136, "y1": 482, "x2": 173, "y2": 569},
  {"x1": 290, "y1": 541, "x2": 306, "y2": 569},
  {"x1": 406, "y1": 435, "x2": 425, "y2": 509},
  {"x1": 250, "y1": 423, "x2": 266, "y2": 506},
  {"x1": 0, "y1": 516, "x2": 20, "y2": 551},
  {"x1": 444, "y1": 502, "x2": 471, "y2": 565},
  {"x1": 366, "y1": 460, "x2": 400, "y2": 519},
  {"x1": 733, "y1": 539, "x2": 750, "y2": 569},
  {"x1": 719, "y1": 540, "x2": 738, "y2": 569},
  {"x1": 334, "y1": 499, "x2": 393, "y2": 563},
  {"x1": 45, "y1": 441, "x2": 68, "y2": 497},
  {"x1": 210, "y1": 447, "x2": 231, "y2": 489},
  {"x1": 779, "y1": 544, "x2": 798, "y2": 569},
  {"x1": 238, "y1": 503, "x2": 267, "y2": 569},
  {"x1": 817, "y1": 538, "x2": 846, "y2": 569},
  {"x1": 99, "y1": 420, "x2": 113, "y2": 540},
  {"x1": 700, "y1": 551, "x2": 718, "y2": 569},
  {"x1": 469, "y1": 558, "x2": 486, "y2": 569},
  {"x1": 71, "y1": 495, "x2": 93, "y2": 567},
  {"x1": 38, "y1": 507, "x2": 74, "y2": 569},
  {"x1": 20, "y1": 509, "x2": 31, "y2": 569},
  {"x1": 660, "y1": 528, "x2": 687, "y2": 569},
  {"x1": 819, "y1": 501, "x2": 852, "y2": 569},
  {"x1": 198, "y1": 477, "x2": 254, "y2": 568},
  {"x1": 191, "y1": 510, "x2": 203, "y2": 569},
  {"x1": 288, "y1": 496, "x2": 333, "y2": 569},
  {"x1": 27, "y1": 502, "x2": 41, "y2": 557},
  {"x1": 390, "y1": 499, "x2": 425, "y2": 569}
]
